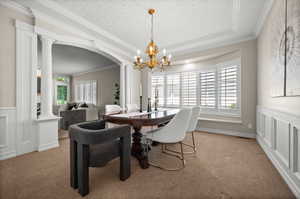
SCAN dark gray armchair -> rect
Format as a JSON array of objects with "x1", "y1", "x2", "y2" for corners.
[{"x1": 69, "y1": 120, "x2": 131, "y2": 196}]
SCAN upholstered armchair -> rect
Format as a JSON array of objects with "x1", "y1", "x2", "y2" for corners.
[{"x1": 69, "y1": 120, "x2": 131, "y2": 196}]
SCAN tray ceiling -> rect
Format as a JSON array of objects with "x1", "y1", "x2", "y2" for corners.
[{"x1": 12, "y1": 0, "x2": 270, "y2": 56}]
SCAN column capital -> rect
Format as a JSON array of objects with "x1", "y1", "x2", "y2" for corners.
[{"x1": 40, "y1": 35, "x2": 55, "y2": 45}]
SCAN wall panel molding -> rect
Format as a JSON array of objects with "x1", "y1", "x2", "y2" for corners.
[
  {"x1": 257, "y1": 106, "x2": 300, "y2": 198},
  {"x1": 0, "y1": 108, "x2": 16, "y2": 160}
]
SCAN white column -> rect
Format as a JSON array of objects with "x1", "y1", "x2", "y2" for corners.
[
  {"x1": 120, "y1": 63, "x2": 126, "y2": 110},
  {"x1": 40, "y1": 36, "x2": 54, "y2": 118}
]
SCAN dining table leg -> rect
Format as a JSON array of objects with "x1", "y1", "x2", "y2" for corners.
[{"x1": 131, "y1": 125, "x2": 149, "y2": 169}]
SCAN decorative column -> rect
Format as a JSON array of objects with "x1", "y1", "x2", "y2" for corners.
[
  {"x1": 36, "y1": 35, "x2": 59, "y2": 152},
  {"x1": 40, "y1": 36, "x2": 54, "y2": 118},
  {"x1": 120, "y1": 63, "x2": 126, "y2": 110}
]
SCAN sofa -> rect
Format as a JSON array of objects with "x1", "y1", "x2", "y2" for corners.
[{"x1": 53, "y1": 103, "x2": 100, "y2": 130}]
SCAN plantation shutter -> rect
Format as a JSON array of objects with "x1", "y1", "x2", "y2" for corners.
[
  {"x1": 75, "y1": 80, "x2": 97, "y2": 105},
  {"x1": 218, "y1": 65, "x2": 239, "y2": 110},
  {"x1": 166, "y1": 73, "x2": 180, "y2": 106},
  {"x1": 151, "y1": 75, "x2": 164, "y2": 106},
  {"x1": 199, "y1": 71, "x2": 216, "y2": 108},
  {"x1": 181, "y1": 72, "x2": 197, "y2": 106}
]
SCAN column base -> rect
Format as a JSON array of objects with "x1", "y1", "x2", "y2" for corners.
[{"x1": 36, "y1": 116, "x2": 60, "y2": 152}]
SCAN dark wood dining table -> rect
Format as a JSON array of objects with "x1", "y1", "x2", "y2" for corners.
[{"x1": 104, "y1": 109, "x2": 179, "y2": 169}]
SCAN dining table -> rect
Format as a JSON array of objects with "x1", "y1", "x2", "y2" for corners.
[{"x1": 104, "y1": 109, "x2": 179, "y2": 169}]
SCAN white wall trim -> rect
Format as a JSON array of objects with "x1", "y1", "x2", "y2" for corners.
[
  {"x1": 0, "y1": 108, "x2": 17, "y2": 161},
  {"x1": 71, "y1": 64, "x2": 118, "y2": 77},
  {"x1": 170, "y1": 34, "x2": 256, "y2": 56},
  {"x1": 0, "y1": 150, "x2": 16, "y2": 161},
  {"x1": 197, "y1": 127, "x2": 256, "y2": 138},
  {"x1": 257, "y1": 106, "x2": 300, "y2": 198},
  {"x1": 38, "y1": 141, "x2": 59, "y2": 152},
  {"x1": 254, "y1": 0, "x2": 274, "y2": 37},
  {"x1": 198, "y1": 117, "x2": 242, "y2": 124},
  {"x1": 0, "y1": 0, "x2": 33, "y2": 16},
  {"x1": 0, "y1": 115, "x2": 8, "y2": 149},
  {"x1": 0, "y1": 107, "x2": 16, "y2": 110},
  {"x1": 257, "y1": 135, "x2": 300, "y2": 198}
]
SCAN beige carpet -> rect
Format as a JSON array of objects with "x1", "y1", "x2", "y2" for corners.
[{"x1": 0, "y1": 132, "x2": 295, "y2": 199}]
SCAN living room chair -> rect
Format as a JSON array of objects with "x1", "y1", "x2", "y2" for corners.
[
  {"x1": 145, "y1": 108, "x2": 192, "y2": 171},
  {"x1": 69, "y1": 120, "x2": 131, "y2": 196}
]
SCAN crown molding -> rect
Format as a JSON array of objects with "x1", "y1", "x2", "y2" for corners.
[
  {"x1": 172, "y1": 49, "x2": 240, "y2": 66},
  {"x1": 36, "y1": 0, "x2": 137, "y2": 53},
  {"x1": 0, "y1": 0, "x2": 33, "y2": 16},
  {"x1": 72, "y1": 64, "x2": 119, "y2": 77},
  {"x1": 170, "y1": 33, "x2": 256, "y2": 57},
  {"x1": 254, "y1": 0, "x2": 274, "y2": 37},
  {"x1": 167, "y1": 30, "x2": 235, "y2": 54}
]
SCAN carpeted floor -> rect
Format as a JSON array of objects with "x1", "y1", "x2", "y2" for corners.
[{"x1": 0, "y1": 132, "x2": 295, "y2": 199}]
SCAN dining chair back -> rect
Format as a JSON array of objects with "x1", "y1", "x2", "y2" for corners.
[
  {"x1": 126, "y1": 104, "x2": 139, "y2": 113},
  {"x1": 187, "y1": 106, "x2": 201, "y2": 132},
  {"x1": 105, "y1": 105, "x2": 122, "y2": 115}
]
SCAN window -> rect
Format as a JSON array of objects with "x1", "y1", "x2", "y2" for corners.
[
  {"x1": 199, "y1": 71, "x2": 216, "y2": 109},
  {"x1": 150, "y1": 59, "x2": 241, "y2": 116},
  {"x1": 75, "y1": 80, "x2": 97, "y2": 105},
  {"x1": 218, "y1": 65, "x2": 239, "y2": 112},
  {"x1": 57, "y1": 85, "x2": 68, "y2": 105},
  {"x1": 55, "y1": 76, "x2": 69, "y2": 105},
  {"x1": 151, "y1": 75, "x2": 165, "y2": 106},
  {"x1": 181, "y1": 72, "x2": 197, "y2": 106},
  {"x1": 166, "y1": 73, "x2": 180, "y2": 106}
]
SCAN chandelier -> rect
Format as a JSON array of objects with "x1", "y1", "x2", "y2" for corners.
[{"x1": 133, "y1": 9, "x2": 172, "y2": 70}]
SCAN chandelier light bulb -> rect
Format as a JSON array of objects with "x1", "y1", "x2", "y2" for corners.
[
  {"x1": 168, "y1": 54, "x2": 172, "y2": 59},
  {"x1": 137, "y1": 49, "x2": 141, "y2": 55},
  {"x1": 163, "y1": 49, "x2": 166, "y2": 56}
]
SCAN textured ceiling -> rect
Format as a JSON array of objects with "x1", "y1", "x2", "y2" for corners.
[{"x1": 49, "y1": 0, "x2": 267, "y2": 51}]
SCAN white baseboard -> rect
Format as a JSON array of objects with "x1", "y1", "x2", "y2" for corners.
[
  {"x1": 38, "y1": 141, "x2": 59, "y2": 152},
  {"x1": 197, "y1": 127, "x2": 256, "y2": 138},
  {"x1": 257, "y1": 135, "x2": 300, "y2": 198},
  {"x1": 0, "y1": 150, "x2": 16, "y2": 160}
]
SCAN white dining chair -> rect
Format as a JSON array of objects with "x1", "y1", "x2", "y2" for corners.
[
  {"x1": 145, "y1": 108, "x2": 192, "y2": 171},
  {"x1": 105, "y1": 105, "x2": 122, "y2": 128},
  {"x1": 105, "y1": 105, "x2": 122, "y2": 115},
  {"x1": 166, "y1": 106, "x2": 201, "y2": 155},
  {"x1": 126, "y1": 104, "x2": 139, "y2": 113},
  {"x1": 186, "y1": 106, "x2": 201, "y2": 153}
]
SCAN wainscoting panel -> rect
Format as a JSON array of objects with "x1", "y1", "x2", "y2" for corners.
[
  {"x1": 275, "y1": 119, "x2": 290, "y2": 168},
  {"x1": 257, "y1": 106, "x2": 300, "y2": 197},
  {"x1": 0, "y1": 108, "x2": 16, "y2": 160}
]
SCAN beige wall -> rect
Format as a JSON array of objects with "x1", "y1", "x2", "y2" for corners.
[
  {"x1": 169, "y1": 39, "x2": 258, "y2": 134},
  {"x1": 257, "y1": 3, "x2": 300, "y2": 116},
  {"x1": 0, "y1": 6, "x2": 33, "y2": 107},
  {"x1": 72, "y1": 67, "x2": 120, "y2": 106}
]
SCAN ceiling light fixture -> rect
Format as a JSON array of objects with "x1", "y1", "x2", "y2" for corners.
[{"x1": 133, "y1": 9, "x2": 172, "y2": 71}]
